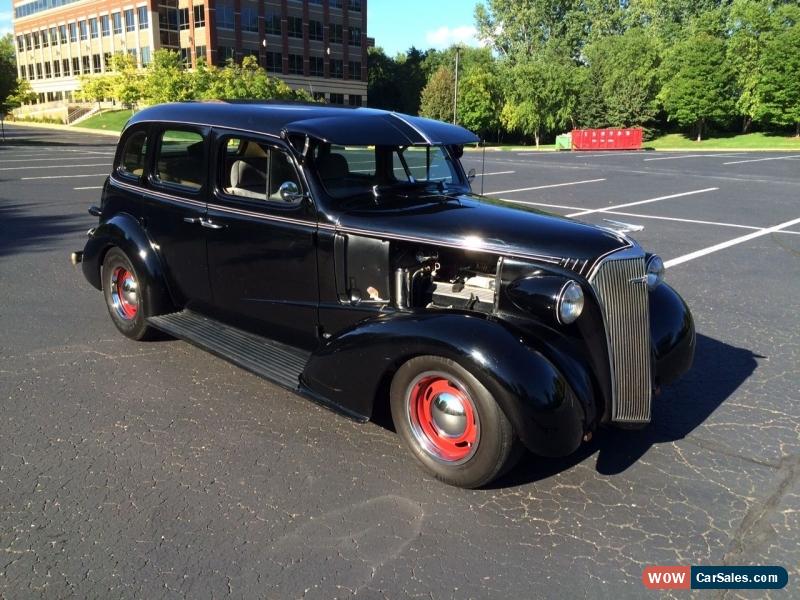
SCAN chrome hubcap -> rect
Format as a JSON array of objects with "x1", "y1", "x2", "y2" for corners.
[{"x1": 111, "y1": 266, "x2": 139, "y2": 320}]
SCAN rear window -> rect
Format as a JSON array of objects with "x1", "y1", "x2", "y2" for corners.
[
  {"x1": 154, "y1": 129, "x2": 205, "y2": 191},
  {"x1": 119, "y1": 131, "x2": 148, "y2": 178}
]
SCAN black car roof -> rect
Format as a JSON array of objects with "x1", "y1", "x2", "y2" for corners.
[{"x1": 126, "y1": 101, "x2": 480, "y2": 146}]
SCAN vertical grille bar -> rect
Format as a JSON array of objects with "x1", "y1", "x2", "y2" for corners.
[{"x1": 590, "y1": 255, "x2": 652, "y2": 423}]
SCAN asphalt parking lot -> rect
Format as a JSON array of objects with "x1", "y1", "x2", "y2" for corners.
[{"x1": 1, "y1": 123, "x2": 799, "y2": 598}]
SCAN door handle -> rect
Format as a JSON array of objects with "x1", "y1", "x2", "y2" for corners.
[
  {"x1": 199, "y1": 219, "x2": 225, "y2": 230},
  {"x1": 183, "y1": 217, "x2": 201, "y2": 224}
]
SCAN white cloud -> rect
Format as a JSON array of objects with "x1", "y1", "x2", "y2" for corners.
[{"x1": 425, "y1": 25, "x2": 479, "y2": 49}]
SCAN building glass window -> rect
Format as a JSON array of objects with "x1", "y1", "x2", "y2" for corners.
[
  {"x1": 138, "y1": 7, "x2": 149, "y2": 29},
  {"x1": 58, "y1": 25, "x2": 66, "y2": 43},
  {"x1": 33, "y1": 31, "x2": 40, "y2": 48},
  {"x1": 50, "y1": 27, "x2": 59, "y2": 46},
  {"x1": 349, "y1": 26, "x2": 361, "y2": 46},
  {"x1": 112, "y1": 13, "x2": 122, "y2": 34},
  {"x1": 62, "y1": 58, "x2": 70, "y2": 76},
  {"x1": 141, "y1": 46, "x2": 152, "y2": 65},
  {"x1": 103, "y1": 52, "x2": 112, "y2": 69},
  {"x1": 287, "y1": 16, "x2": 303, "y2": 38},
  {"x1": 72, "y1": 57, "x2": 79, "y2": 74},
  {"x1": 242, "y1": 7, "x2": 259, "y2": 33},
  {"x1": 27, "y1": 64, "x2": 33, "y2": 79},
  {"x1": 16, "y1": 36, "x2": 24, "y2": 51},
  {"x1": 35, "y1": 63, "x2": 42, "y2": 79},
  {"x1": 81, "y1": 56, "x2": 90, "y2": 74},
  {"x1": 41, "y1": 29, "x2": 50, "y2": 47},
  {"x1": 349, "y1": 0, "x2": 362, "y2": 11},
  {"x1": 216, "y1": 46, "x2": 235, "y2": 66},
  {"x1": 329, "y1": 93, "x2": 344, "y2": 104},
  {"x1": 264, "y1": 51, "x2": 282, "y2": 73},
  {"x1": 348, "y1": 61, "x2": 362, "y2": 80},
  {"x1": 288, "y1": 54, "x2": 303, "y2": 74},
  {"x1": 90, "y1": 18, "x2": 99, "y2": 38},
  {"x1": 194, "y1": 6, "x2": 205, "y2": 27},
  {"x1": 179, "y1": 8, "x2": 190, "y2": 30},
  {"x1": 330, "y1": 24, "x2": 343, "y2": 44},
  {"x1": 329, "y1": 0, "x2": 342, "y2": 8},
  {"x1": 100, "y1": 16, "x2": 110, "y2": 36},
  {"x1": 309, "y1": 55, "x2": 323, "y2": 77},
  {"x1": 79, "y1": 21, "x2": 87, "y2": 40},
  {"x1": 125, "y1": 9, "x2": 136, "y2": 32},
  {"x1": 218, "y1": 4, "x2": 234, "y2": 29},
  {"x1": 53, "y1": 60, "x2": 61, "y2": 77},
  {"x1": 44, "y1": 62, "x2": 51, "y2": 77},
  {"x1": 330, "y1": 58, "x2": 343, "y2": 79},
  {"x1": 194, "y1": 46, "x2": 206, "y2": 63},
  {"x1": 265, "y1": 14, "x2": 281, "y2": 35},
  {"x1": 308, "y1": 20, "x2": 323, "y2": 41},
  {"x1": 93, "y1": 54, "x2": 102, "y2": 73},
  {"x1": 180, "y1": 47, "x2": 191, "y2": 64}
]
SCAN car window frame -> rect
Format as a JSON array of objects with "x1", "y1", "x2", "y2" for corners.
[
  {"x1": 114, "y1": 124, "x2": 152, "y2": 184},
  {"x1": 211, "y1": 129, "x2": 312, "y2": 214},
  {"x1": 147, "y1": 124, "x2": 209, "y2": 197}
]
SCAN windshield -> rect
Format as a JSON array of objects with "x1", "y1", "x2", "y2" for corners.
[{"x1": 312, "y1": 143, "x2": 467, "y2": 202}]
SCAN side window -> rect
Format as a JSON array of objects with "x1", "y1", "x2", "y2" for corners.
[
  {"x1": 154, "y1": 129, "x2": 205, "y2": 191},
  {"x1": 220, "y1": 137, "x2": 302, "y2": 205},
  {"x1": 118, "y1": 130, "x2": 148, "y2": 178}
]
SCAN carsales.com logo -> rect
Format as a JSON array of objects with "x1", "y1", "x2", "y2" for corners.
[{"x1": 643, "y1": 566, "x2": 788, "y2": 590}]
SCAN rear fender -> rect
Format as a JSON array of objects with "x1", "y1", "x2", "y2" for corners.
[
  {"x1": 82, "y1": 212, "x2": 174, "y2": 315},
  {"x1": 303, "y1": 311, "x2": 592, "y2": 457}
]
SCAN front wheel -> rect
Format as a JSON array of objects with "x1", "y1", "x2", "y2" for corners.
[
  {"x1": 102, "y1": 247, "x2": 157, "y2": 340},
  {"x1": 390, "y1": 355, "x2": 520, "y2": 488}
]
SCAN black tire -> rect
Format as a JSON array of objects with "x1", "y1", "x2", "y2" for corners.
[
  {"x1": 390, "y1": 355, "x2": 520, "y2": 488},
  {"x1": 102, "y1": 247, "x2": 156, "y2": 340}
]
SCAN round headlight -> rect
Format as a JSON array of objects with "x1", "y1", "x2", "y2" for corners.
[
  {"x1": 557, "y1": 280, "x2": 584, "y2": 325},
  {"x1": 646, "y1": 255, "x2": 665, "y2": 290}
]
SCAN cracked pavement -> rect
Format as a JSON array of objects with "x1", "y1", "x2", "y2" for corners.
[{"x1": 1, "y1": 125, "x2": 798, "y2": 598}]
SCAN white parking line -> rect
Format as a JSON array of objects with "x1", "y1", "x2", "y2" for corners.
[
  {"x1": 665, "y1": 216, "x2": 800, "y2": 268},
  {"x1": 722, "y1": 155, "x2": 800, "y2": 165},
  {"x1": 0, "y1": 163, "x2": 109, "y2": 171},
  {"x1": 486, "y1": 178, "x2": 606, "y2": 195},
  {"x1": 474, "y1": 170, "x2": 515, "y2": 177},
  {"x1": 566, "y1": 187, "x2": 718, "y2": 217},
  {"x1": 21, "y1": 173, "x2": 108, "y2": 180},
  {"x1": 643, "y1": 154, "x2": 736, "y2": 161},
  {"x1": 73, "y1": 185, "x2": 104, "y2": 190},
  {"x1": 497, "y1": 198, "x2": 584, "y2": 211},
  {"x1": 0, "y1": 156, "x2": 111, "y2": 163}
]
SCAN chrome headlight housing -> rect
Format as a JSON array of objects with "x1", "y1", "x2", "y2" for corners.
[
  {"x1": 557, "y1": 280, "x2": 584, "y2": 324},
  {"x1": 646, "y1": 254, "x2": 665, "y2": 290}
]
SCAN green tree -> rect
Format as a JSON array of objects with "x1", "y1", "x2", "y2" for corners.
[
  {"x1": 108, "y1": 52, "x2": 143, "y2": 110},
  {"x1": 367, "y1": 47, "x2": 403, "y2": 110},
  {"x1": 658, "y1": 29, "x2": 735, "y2": 140},
  {"x1": 77, "y1": 74, "x2": 112, "y2": 110},
  {"x1": 419, "y1": 66, "x2": 454, "y2": 122},
  {"x1": 192, "y1": 56, "x2": 302, "y2": 101},
  {"x1": 475, "y1": 0, "x2": 588, "y2": 58},
  {"x1": 754, "y1": 18, "x2": 800, "y2": 136},
  {"x1": 457, "y1": 65, "x2": 501, "y2": 138},
  {"x1": 500, "y1": 54, "x2": 581, "y2": 146},
  {"x1": 141, "y1": 50, "x2": 193, "y2": 105},
  {"x1": 582, "y1": 28, "x2": 661, "y2": 127},
  {"x1": 0, "y1": 34, "x2": 19, "y2": 116}
]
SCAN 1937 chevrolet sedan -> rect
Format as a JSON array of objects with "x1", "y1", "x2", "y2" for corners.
[{"x1": 73, "y1": 102, "x2": 695, "y2": 488}]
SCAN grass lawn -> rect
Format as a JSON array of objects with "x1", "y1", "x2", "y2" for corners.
[
  {"x1": 77, "y1": 110, "x2": 134, "y2": 132},
  {"x1": 647, "y1": 132, "x2": 800, "y2": 151}
]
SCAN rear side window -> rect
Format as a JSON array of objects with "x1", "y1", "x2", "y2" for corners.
[
  {"x1": 118, "y1": 130, "x2": 148, "y2": 178},
  {"x1": 220, "y1": 137, "x2": 302, "y2": 204},
  {"x1": 154, "y1": 129, "x2": 205, "y2": 191}
]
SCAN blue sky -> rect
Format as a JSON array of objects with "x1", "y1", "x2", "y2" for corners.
[{"x1": 0, "y1": 0, "x2": 481, "y2": 54}]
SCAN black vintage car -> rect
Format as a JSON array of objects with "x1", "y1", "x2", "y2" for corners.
[{"x1": 73, "y1": 102, "x2": 695, "y2": 488}]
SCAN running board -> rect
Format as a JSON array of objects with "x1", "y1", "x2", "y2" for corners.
[{"x1": 148, "y1": 310, "x2": 310, "y2": 391}]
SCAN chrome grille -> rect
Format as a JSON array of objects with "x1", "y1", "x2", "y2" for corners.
[{"x1": 590, "y1": 254, "x2": 652, "y2": 423}]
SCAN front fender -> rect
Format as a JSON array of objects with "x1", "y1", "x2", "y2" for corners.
[
  {"x1": 650, "y1": 283, "x2": 695, "y2": 386},
  {"x1": 302, "y1": 311, "x2": 591, "y2": 457},
  {"x1": 81, "y1": 213, "x2": 174, "y2": 315}
]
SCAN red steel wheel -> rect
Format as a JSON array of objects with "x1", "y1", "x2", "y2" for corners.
[
  {"x1": 406, "y1": 371, "x2": 480, "y2": 464},
  {"x1": 111, "y1": 266, "x2": 139, "y2": 320}
]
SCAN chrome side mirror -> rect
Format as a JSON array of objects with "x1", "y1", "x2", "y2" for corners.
[
  {"x1": 279, "y1": 181, "x2": 304, "y2": 203},
  {"x1": 467, "y1": 168, "x2": 476, "y2": 183}
]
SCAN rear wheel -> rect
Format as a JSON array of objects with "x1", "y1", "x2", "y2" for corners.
[
  {"x1": 390, "y1": 355, "x2": 520, "y2": 488},
  {"x1": 102, "y1": 247, "x2": 156, "y2": 340}
]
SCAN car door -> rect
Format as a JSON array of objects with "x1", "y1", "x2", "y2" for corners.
[
  {"x1": 140, "y1": 125, "x2": 213, "y2": 309},
  {"x1": 204, "y1": 130, "x2": 319, "y2": 350}
]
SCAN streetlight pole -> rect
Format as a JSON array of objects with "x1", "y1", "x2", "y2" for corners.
[{"x1": 453, "y1": 45, "x2": 460, "y2": 125}]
